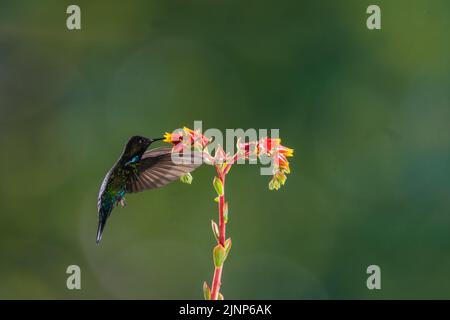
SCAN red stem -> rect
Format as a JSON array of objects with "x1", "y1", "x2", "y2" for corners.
[
  {"x1": 210, "y1": 264, "x2": 223, "y2": 300},
  {"x1": 218, "y1": 190, "x2": 226, "y2": 246},
  {"x1": 210, "y1": 171, "x2": 226, "y2": 300}
]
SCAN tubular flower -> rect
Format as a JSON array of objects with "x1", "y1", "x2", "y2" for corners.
[
  {"x1": 164, "y1": 127, "x2": 210, "y2": 154},
  {"x1": 256, "y1": 138, "x2": 281, "y2": 155},
  {"x1": 163, "y1": 130, "x2": 183, "y2": 145},
  {"x1": 236, "y1": 139, "x2": 256, "y2": 159},
  {"x1": 276, "y1": 145, "x2": 294, "y2": 157},
  {"x1": 275, "y1": 153, "x2": 289, "y2": 169},
  {"x1": 164, "y1": 129, "x2": 294, "y2": 191},
  {"x1": 257, "y1": 137, "x2": 294, "y2": 191},
  {"x1": 164, "y1": 129, "x2": 187, "y2": 153},
  {"x1": 185, "y1": 127, "x2": 210, "y2": 149},
  {"x1": 213, "y1": 145, "x2": 228, "y2": 164}
]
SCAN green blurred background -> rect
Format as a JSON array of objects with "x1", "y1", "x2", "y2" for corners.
[{"x1": 1, "y1": 0, "x2": 449, "y2": 299}]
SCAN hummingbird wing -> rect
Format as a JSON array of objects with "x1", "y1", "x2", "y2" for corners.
[{"x1": 125, "y1": 147, "x2": 202, "y2": 193}]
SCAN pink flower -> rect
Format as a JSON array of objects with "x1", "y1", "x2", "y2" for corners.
[
  {"x1": 164, "y1": 127, "x2": 210, "y2": 154},
  {"x1": 213, "y1": 145, "x2": 228, "y2": 164}
]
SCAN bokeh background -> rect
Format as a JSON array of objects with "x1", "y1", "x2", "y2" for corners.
[{"x1": 1, "y1": 0, "x2": 449, "y2": 299}]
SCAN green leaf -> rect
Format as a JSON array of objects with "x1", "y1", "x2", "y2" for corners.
[
  {"x1": 180, "y1": 173, "x2": 193, "y2": 184},
  {"x1": 213, "y1": 176, "x2": 223, "y2": 195},
  {"x1": 211, "y1": 220, "x2": 219, "y2": 242},
  {"x1": 203, "y1": 282, "x2": 211, "y2": 300},
  {"x1": 213, "y1": 244, "x2": 226, "y2": 268},
  {"x1": 214, "y1": 196, "x2": 219, "y2": 203}
]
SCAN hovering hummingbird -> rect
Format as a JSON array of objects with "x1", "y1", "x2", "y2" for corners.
[{"x1": 96, "y1": 135, "x2": 199, "y2": 244}]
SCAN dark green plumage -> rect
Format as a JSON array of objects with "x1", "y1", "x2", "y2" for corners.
[{"x1": 96, "y1": 135, "x2": 200, "y2": 244}]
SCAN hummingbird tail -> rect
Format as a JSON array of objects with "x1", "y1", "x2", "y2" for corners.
[{"x1": 96, "y1": 219, "x2": 106, "y2": 244}]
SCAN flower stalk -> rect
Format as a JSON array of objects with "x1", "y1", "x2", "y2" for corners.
[
  {"x1": 163, "y1": 127, "x2": 294, "y2": 300},
  {"x1": 211, "y1": 169, "x2": 226, "y2": 300}
]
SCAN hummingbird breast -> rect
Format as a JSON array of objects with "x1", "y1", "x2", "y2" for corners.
[{"x1": 97, "y1": 164, "x2": 130, "y2": 215}]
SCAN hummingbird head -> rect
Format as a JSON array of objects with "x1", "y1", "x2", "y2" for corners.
[
  {"x1": 126, "y1": 135, "x2": 152, "y2": 152},
  {"x1": 122, "y1": 136, "x2": 164, "y2": 161}
]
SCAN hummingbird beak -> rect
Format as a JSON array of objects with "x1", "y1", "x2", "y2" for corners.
[{"x1": 151, "y1": 137, "x2": 164, "y2": 143}]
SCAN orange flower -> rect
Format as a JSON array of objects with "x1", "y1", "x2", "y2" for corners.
[
  {"x1": 164, "y1": 129, "x2": 294, "y2": 191},
  {"x1": 257, "y1": 137, "x2": 293, "y2": 191},
  {"x1": 164, "y1": 127, "x2": 210, "y2": 149},
  {"x1": 269, "y1": 171, "x2": 288, "y2": 190},
  {"x1": 163, "y1": 130, "x2": 183, "y2": 145},
  {"x1": 277, "y1": 153, "x2": 288, "y2": 166},
  {"x1": 256, "y1": 138, "x2": 281, "y2": 155},
  {"x1": 276, "y1": 145, "x2": 294, "y2": 157}
]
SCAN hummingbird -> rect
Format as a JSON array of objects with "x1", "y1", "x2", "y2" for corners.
[{"x1": 96, "y1": 135, "x2": 200, "y2": 244}]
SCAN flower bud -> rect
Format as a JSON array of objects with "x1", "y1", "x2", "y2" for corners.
[
  {"x1": 213, "y1": 244, "x2": 226, "y2": 268},
  {"x1": 203, "y1": 281, "x2": 211, "y2": 300},
  {"x1": 211, "y1": 220, "x2": 219, "y2": 242},
  {"x1": 179, "y1": 172, "x2": 193, "y2": 184},
  {"x1": 213, "y1": 176, "x2": 223, "y2": 195},
  {"x1": 224, "y1": 238, "x2": 232, "y2": 258}
]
